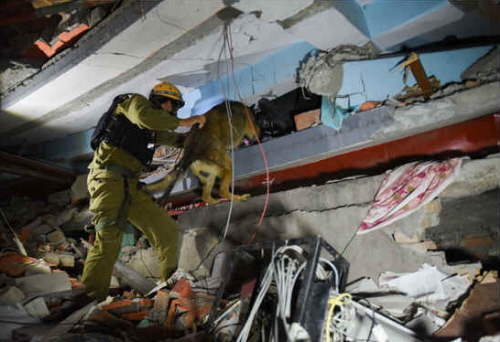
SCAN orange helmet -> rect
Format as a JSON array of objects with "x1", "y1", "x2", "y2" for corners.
[{"x1": 150, "y1": 82, "x2": 185, "y2": 107}]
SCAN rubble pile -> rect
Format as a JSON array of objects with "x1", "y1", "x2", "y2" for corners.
[
  {"x1": 0, "y1": 171, "x2": 498, "y2": 341},
  {"x1": 0, "y1": 180, "x2": 231, "y2": 341}
]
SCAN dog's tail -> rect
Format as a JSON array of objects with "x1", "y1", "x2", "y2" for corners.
[{"x1": 155, "y1": 123, "x2": 202, "y2": 203}]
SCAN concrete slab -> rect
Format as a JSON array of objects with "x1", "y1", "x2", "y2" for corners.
[
  {"x1": 177, "y1": 157, "x2": 499, "y2": 282},
  {"x1": 15, "y1": 272, "x2": 72, "y2": 297},
  {"x1": 441, "y1": 157, "x2": 500, "y2": 198},
  {"x1": 179, "y1": 202, "x2": 447, "y2": 282},
  {"x1": 368, "y1": 2, "x2": 464, "y2": 51},
  {"x1": 285, "y1": 6, "x2": 369, "y2": 49},
  {"x1": 232, "y1": 0, "x2": 313, "y2": 22}
]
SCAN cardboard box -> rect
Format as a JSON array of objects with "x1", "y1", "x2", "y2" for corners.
[{"x1": 294, "y1": 109, "x2": 321, "y2": 131}]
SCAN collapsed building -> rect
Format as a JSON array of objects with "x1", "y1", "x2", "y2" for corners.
[{"x1": 0, "y1": 1, "x2": 499, "y2": 341}]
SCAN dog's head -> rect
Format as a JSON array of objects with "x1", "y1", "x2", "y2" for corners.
[{"x1": 244, "y1": 106, "x2": 261, "y2": 143}]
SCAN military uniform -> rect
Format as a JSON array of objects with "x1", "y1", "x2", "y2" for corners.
[{"x1": 82, "y1": 94, "x2": 184, "y2": 301}]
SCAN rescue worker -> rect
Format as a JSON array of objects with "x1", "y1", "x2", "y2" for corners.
[{"x1": 82, "y1": 82, "x2": 206, "y2": 302}]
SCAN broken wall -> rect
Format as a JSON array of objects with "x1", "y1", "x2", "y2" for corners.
[{"x1": 177, "y1": 156, "x2": 500, "y2": 281}]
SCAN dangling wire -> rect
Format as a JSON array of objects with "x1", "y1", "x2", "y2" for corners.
[
  {"x1": 191, "y1": 26, "x2": 235, "y2": 273},
  {"x1": 223, "y1": 21, "x2": 271, "y2": 244},
  {"x1": 193, "y1": 22, "x2": 272, "y2": 271},
  {"x1": 219, "y1": 22, "x2": 236, "y2": 241},
  {"x1": 0, "y1": 209, "x2": 27, "y2": 256}
]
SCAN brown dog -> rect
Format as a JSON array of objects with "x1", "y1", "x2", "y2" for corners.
[{"x1": 146, "y1": 101, "x2": 260, "y2": 204}]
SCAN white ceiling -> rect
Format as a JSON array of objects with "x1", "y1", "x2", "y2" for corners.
[{"x1": 0, "y1": 0, "x2": 496, "y2": 147}]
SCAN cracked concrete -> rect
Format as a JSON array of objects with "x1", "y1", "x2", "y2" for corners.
[
  {"x1": 374, "y1": 82, "x2": 500, "y2": 142},
  {"x1": 177, "y1": 156, "x2": 499, "y2": 282}
]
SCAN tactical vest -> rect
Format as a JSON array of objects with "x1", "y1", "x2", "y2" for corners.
[{"x1": 90, "y1": 94, "x2": 155, "y2": 166}]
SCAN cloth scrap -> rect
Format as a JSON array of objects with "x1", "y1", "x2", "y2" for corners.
[
  {"x1": 320, "y1": 96, "x2": 359, "y2": 130},
  {"x1": 358, "y1": 159, "x2": 462, "y2": 234}
]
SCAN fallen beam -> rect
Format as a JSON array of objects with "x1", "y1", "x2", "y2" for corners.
[{"x1": 0, "y1": 151, "x2": 76, "y2": 184}]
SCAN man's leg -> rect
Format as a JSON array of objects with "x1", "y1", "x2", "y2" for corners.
[
  {"x1": 81, "y1": 225, "x2": 123, "y2": 301},
  {"x1": 127, "y1": 189, "x2": 179, "y2": 281},
  {"x1": 82, "y1": 170, "x2": 125, "y2": 301}
]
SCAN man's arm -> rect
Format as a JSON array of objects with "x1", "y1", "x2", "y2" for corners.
[
  {"x1": 155, "y1": 131, "x2": 187, "y2": 147},
  {"x1": 178, "y1": 115, "x2": 206, "y2": 128},
  {"x1": 119, "y1": 94, "x2": 180, "y2": 130},
  {"x1": 119, "y1": 94, "x2": 206, "y2": 130}
]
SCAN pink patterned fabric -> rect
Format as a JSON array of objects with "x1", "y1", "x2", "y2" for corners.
[{"x1": 358, "y1": 159, "x2": 462, "y2": 235}]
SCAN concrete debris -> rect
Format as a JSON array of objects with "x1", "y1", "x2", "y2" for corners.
[
  {"x1": 461, "y1": 46, "x2": 500, "y2": 83},
  {"x1": 47, "y1": 189, "x2": 71, "y2": 205},
  {"x1": 379, "y1": 264, "x2": 473, "y2": 314},
  {"x1": 59, "y1": 254, "x2": 75, "y2": 268},
  {"x1": 113, "y1": 261, "x2": 157, "y2": 296},
  {"x1": 347, "y1": 262, "x2": 487, "y2": 337},
  {"x1": 0, "y1": 304, "x2": 40, "y2": 340},
  {"x1": 23, "y1": 296, "x2": 50, "y2": 319},
  {"x1": 298, "y1": 44, "x2": 376, "y2": 96},
  {"x1": 435, "y1": 271, "x2": 500, "y2": 340},
  {"x1": 42, "y1": 252, "x2": 60, "y2": 266},
  {"x1": 441, "y1": 157, "x2": 500, "y2": 198},
  {"x1": 125, "y1": 248, "x2": 161, "y2": 279},
  {"x1": 70, "y1": 174, "x2": 90, "y2": 203},
  {"x1": 0, "y1": 253, "x2": 45, "y2": 277},
  {"x1": 15, "y1": 272, "x2": 72, "y2": 297},
  {"x1": 0, "y1": 153, "x2": 497, "y2": 340},
  {"x1": 0, "y1": 286, "x2": 25, "y2": 306}
]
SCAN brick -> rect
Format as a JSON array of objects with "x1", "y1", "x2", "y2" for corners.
[
  {"x1": 154, "y1": 289, "x2": 170, "y2": 311},
  {"x1": 460, "y1": 235, "x2": 494, "y2": 247},
  {"x1": 121, "y1": 311, "x2": 150, "y2": 321},
  {"x1": 101, "y1": 299, "x2": 134, "y2": 313},
  {"x1": 170, "y1": 279, "x2": 192, "y2": 299},
  {"x1": 0, "y1": 253, "x2": 38, "y2": 277},
  {"x1": 423, "y1": 240, "x2": 439, "y2": 250},
  {"x1": 393, "y1": 231, "x2": 420, "y2": 244},
  {"x1": 102, "y1": 298, "x2": 153, "y2": 316}
]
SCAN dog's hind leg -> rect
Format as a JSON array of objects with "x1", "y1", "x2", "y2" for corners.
[
  {"x1": 190, "y1": 160, "x2": 220, "y2": 204},
  {"x1": 218, "y1": 155, "x2": 250, "y2": 202}
]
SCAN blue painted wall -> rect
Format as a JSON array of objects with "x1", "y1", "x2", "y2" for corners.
[
  {"x1": 336, "y1": 45, "x2": 494, "y2": 107},
  {"x1": 333, "y1": 0, "x2": 371, "y2": 37},
  {"x1": 363, "y1": 0, "x2": 448, "y2": 37},
  {"x1": 39, "y1": 43, "x2": 494, "y2": 170},
  {"x1": 179, "y1": 41, "x2": 318, "y2": 117}
]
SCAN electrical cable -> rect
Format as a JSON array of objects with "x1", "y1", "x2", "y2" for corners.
[
  {"x1": 0, "y1": 208, "x2": 27, "y2": 255},
  {"x1": 223, "y1": 21, "x2": 271, "y2": 244},
  {"x1": 181, "y1": 26, "x2": 232, "y2": 278},
  {"x1": 364, "y1": 300, "x2": 377, "y2": 342},
  {"x1": 217, "y1": 22, "x2": 236, "y2": 242},
  {"x1": 236, "y1": 254, "x2": 274, "y2": 342},
  {"x1": 319, "y1": 258, "x2": 340, "y2": 292},
  {"x1": 324, "y1": 292, "x2": 355, "y2": 342},
  {"x1": 189, "y1": 22, "x2": 237, "y2": 276},
  {"x1": 339, "y1": 226, "x2": 360, "y2": 258},
  {"x1": 236, "y1": 245, "x2": 313, "y2": 341}
]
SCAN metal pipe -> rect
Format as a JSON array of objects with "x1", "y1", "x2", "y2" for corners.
[{"x1": 0, "y1": 151, "x2": 76, "y2": 184}]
